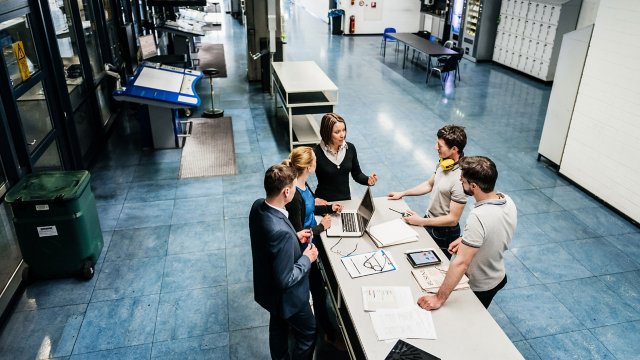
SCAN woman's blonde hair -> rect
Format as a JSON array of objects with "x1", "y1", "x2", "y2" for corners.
[{"x1": 282, "y1": 146, "x2": 315, "y2": 177}]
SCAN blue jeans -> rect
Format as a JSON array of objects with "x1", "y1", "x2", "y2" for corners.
[{"x1": 424, "y1": 223, "x2": 461, "y2": 259}]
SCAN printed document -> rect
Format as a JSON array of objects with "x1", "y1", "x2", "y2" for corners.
[
  {"x1": 341, "y1": 250, "x2": 397, "y2": 278},
  {"x1": 362, "y1": 286, "x2": 414, "y2": 311},
  {"x1": 370, "y1": 307, "x2": 437, "y2": 341},
  {"x1": 411, "y1": 265, "x2": 470, "y2": 293}
]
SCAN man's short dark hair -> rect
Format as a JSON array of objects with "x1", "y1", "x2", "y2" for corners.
[
  {"x1": 459, "y1": 156, "x2": 498, "y2": 193},
  {"x1": 437, "y1": 125, "x2": 467, "y2": 155},
  {"x1": 264, "y1": 164, "x2": 296, "y2": 198}
]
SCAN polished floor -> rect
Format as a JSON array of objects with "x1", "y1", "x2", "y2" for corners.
[{"x1": 1, "y1": 3, "x2": 640, "y2": 360}]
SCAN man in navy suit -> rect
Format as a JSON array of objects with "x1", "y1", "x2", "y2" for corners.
[{"x1": 250, "y1": 164, "x2": 319, "y2": 359}]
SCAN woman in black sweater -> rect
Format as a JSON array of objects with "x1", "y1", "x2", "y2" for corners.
[
  {"x1": 283, "y1": 147, "x2": 345, "y2": 349},
  {"x1": 313, "y1": 113, "x2": 378, "y2": 202}
]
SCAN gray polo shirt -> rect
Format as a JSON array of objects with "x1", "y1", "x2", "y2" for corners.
[
  {"x1": 426, "y1": 165, "x2": 467, "y2": 219},
  {"x1": 461, "y1": 193, "x2": 517, "y2": 292}
]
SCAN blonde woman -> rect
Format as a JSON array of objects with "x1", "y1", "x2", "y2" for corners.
[{"x1": 282, "y1": 147, "x2": 345, "y2": 350}]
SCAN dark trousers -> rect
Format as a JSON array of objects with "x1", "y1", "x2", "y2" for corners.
[
  {"x1": 424, "y1": 223, "x2": 461, "y2": 259},
  {"x1": 473, "y1": 275, "x2": 508, "y2": 308},
  {"x1": 269, "y1": 305, "x2": 316, "y2": 360},
  {"x1": 309, "y1": 261, "x2": 337, "y2": 340}
]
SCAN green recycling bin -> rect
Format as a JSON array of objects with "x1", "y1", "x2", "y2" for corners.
[{"x1": 5, "y1": 170, "x2": 103, "y2": 281}]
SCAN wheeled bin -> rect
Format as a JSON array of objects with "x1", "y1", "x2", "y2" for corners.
[{"x1": 5, "y1": 170, "x2": 103, "y2": 281}]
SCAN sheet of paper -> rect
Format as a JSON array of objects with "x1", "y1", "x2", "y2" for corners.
[
  {"x1": 370, "y1": 307, "x2": 437, "y2": 341},
  {"x1": 341, "y1": 250, "x2": 397, "y2": 278},
  {"x1": 134, "y1": 67, "x2": 183, "y2": 93},
  {"x1": 362, "y1": 286, "x2": 414, "y2": 311}
]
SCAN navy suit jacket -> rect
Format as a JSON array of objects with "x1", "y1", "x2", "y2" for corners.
[{"x1": 249, "y1": 199, "x2": 311, "y2": 319}]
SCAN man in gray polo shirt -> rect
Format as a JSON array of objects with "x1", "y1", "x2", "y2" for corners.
[
  {"x1": 417, "y1": 156, "x2": 517, "y2": 309},
  {"x1": 388, "y1": 125, "x2": 468, "y2": 258}
]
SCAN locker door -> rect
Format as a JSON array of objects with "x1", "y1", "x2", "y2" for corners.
[
  {"x1": 535, "y1": 4, "x2": 544, "y2": 22},
  {"x1": 518, "y1": 1, "x2": 528, "y2": 17},
  {"x1": 537, "y1": 23, "x2": 547, "y2": 41},
  {"x1": 507, "y1": 0, "x2": 515, "y2": 15},
  {"x1": 514, "y1": 35, "x2": 522, "y2": 52},
  {"x1": 542, "y1": 41, "x2": 553, "y2": 60},
  {"x1": 500, "y1": 0, "x2": 510, "y2": 15},
  {"x1": 515, "y1": 17, "x2": 523, "y2": 34},
  {"x1": 520, "y1": 38, "x2": 530, "y2": 55},
  {"x1": 549, "y1": 5, "x2": 561, "y2": 25},
  {"x1": 493, "y1": 46, "x2": 502, "y2": 62},
  {"x1": 546, "y1": 25, "x2": 557, "y2": 43},
  {"x1": 527, "y1": 1, "x2": 536, "y2": 20}
]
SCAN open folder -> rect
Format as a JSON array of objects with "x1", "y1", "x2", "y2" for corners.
[{"x1": 368, "y1": 218, "x2": 419, "y2": 247}]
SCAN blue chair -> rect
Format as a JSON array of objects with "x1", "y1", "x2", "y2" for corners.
[{"x1": 380, "y1": 27, "x2": 399, "y2": 56}]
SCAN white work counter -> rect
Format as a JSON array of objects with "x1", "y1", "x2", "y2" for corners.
[
  {"x1": 318, "y1": 197, "x2": 523, "y2": 360},
  {"x1": 271, "y1": 61, "x2": 338, "y2": 150}
]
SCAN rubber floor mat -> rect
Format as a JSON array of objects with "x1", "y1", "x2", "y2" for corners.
[{"x1": 179, "y1": 117, "x2": 236, "y2": 178}]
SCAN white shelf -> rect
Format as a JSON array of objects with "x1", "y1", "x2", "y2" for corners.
[
  {"x1": 271, "y1": 61, "x2": 338, "y2": 150},
  {"x1": 291, "y1": 115, "x2": 321, "y2": 145}
]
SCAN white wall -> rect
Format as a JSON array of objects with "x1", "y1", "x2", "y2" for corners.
[
  {"x1": 576, "y1": 0, "x2": 600, "y2": 28},
  {"x1": 297, "y1": 0, "x2": 330, "y2": 23},
  {"x1": 336, "y1": 0, "x2": 421, "y2": 34},
  {"x1": 560, "y1": 0, "x2": 640, "y2": 223}
]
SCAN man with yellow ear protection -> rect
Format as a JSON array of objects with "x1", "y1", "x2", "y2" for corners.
[{"x1": 388, "y1": 125, "x2": 468, "y2": 258}]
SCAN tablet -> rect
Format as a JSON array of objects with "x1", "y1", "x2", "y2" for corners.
[{"x1": 406, "y1": 250, "x2": 441, "y2": 268}]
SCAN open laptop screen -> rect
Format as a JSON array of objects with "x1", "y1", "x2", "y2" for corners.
[{"x1": 358, "y1": 187, "x2": 375, "y2": 229}]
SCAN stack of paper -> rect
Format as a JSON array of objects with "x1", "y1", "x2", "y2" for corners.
[
  {"x1": 368, "y1": 218, "x2": 419, "y2": 247},
  {"x1": 411, "y1": 265, "x2": 470, "y2": 293},
  {"x1": 362, "y1": 286, "x2": 438, "y2": 341}
]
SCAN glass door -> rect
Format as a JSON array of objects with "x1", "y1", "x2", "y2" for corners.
[
  {"x1": 0, "y1": 157, "x2": 22, "y2": 317},
  {"x1": 1, "y1": 14, "x2": 63, "y2": 172}
]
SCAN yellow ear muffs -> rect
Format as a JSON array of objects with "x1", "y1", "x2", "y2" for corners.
[{"x1": 439, "y1": 158, "x2": 456, "y2": 171}]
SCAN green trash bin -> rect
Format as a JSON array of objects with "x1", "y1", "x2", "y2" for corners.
[{"x1": 5, "y1": 170, "x2": 103, "y2": 281}]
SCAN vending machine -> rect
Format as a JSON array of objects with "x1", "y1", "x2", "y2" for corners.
[
  {"x1": 459, "y1": 0, "x2": 502, "y2": 61},
  {"x1": 450, "y1": 0, "x2": 464, "y2": 46}
]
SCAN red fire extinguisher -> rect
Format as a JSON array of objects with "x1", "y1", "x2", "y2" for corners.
[{"x1": 349, "y1": 15, "x2": 355, "y2": 34}]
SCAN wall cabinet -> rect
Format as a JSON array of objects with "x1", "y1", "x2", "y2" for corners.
[{"x1": 493, "y1": 0, "x2": 582, "y2": 81}]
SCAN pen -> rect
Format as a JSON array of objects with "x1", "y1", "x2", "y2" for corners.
[{"x1": 388, "y1": 208, "x2": 405, "y2": 215}]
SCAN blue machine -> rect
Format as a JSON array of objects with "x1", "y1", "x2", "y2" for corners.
[{"x1": 113, "y1": 62, "x2": 203, "y2": 148}]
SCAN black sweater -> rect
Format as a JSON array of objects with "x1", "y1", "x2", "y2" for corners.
[
  {"x1": 285, "y1": 187, "x2": 334, "y2": 237},
  {"x1": 313, "y1": 142, "x2": 369, "y2": 201}
]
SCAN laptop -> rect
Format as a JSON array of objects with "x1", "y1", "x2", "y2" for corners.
[{"x1": 326, "y1": 187, "x2": 375, "y2": 237}]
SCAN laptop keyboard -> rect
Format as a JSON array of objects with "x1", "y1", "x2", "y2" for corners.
[{"x1": 341, "y1": 213, "x2": 358, "y2": 232}]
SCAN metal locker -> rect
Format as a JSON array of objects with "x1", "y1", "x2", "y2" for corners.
[
  {"x1": 549, "y1": 6, "x2": 561, "y2": 25},
  {"x1": 546, "y1": 25, "x2": 557, "y2": 43},
  {"x1": 514, "y1": 35, "x2": 523, "y2": 51},
  {"x1": 518, "y1": 1, "x2": 528, "y2": 17},
  {"x1": 535, "y1": 4, "x2": 545, "y2": 22},
  {"x1": 517, "y1": 17, "x2": 526, "y2": 33},
  {"x1": 537, "y1": 22, "x2": 546, "y2": 41}
]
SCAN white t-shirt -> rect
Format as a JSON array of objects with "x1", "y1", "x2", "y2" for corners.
[{"x1": 462, "y1": 193, "x2": 517, "y2": 291}]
